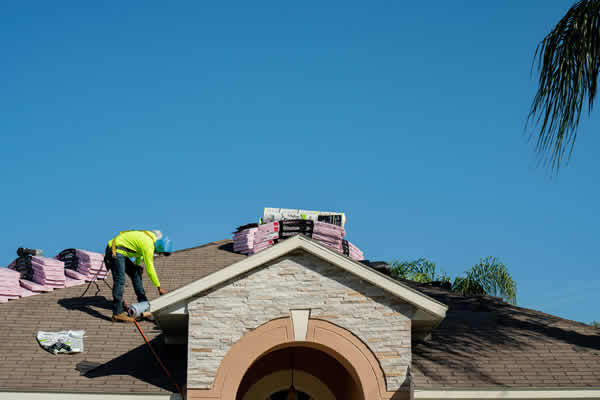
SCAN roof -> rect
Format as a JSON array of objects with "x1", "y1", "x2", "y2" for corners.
[
  {"x1": 0, "y1": 239, "x2": 598, "y2": 396},
  {"x1": 404, "y1": 280, "x2": 600, "y2": 389},
  {"x1": 150, "y1": 235, "x2": 447, "y2": 323},
  {"x1": 0, "y1": 240, "x2": 243, "y2": 396}
]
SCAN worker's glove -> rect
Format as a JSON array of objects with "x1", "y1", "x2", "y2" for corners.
[{"x1": 158, "y1": 287, "x2": 166, "y2": 296}]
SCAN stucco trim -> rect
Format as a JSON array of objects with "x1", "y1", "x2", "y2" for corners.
[
  {"x1": 0, "y1": 392, "x2": 180, "y2": 400},
  {"x1": 151, "y1": 235, "x2": 446, "y2": 320},
  {"x1": 414, "y1": 389, "x2": 600, "y2": 399}
]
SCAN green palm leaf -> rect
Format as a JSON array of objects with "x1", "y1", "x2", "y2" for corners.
[
  {"x1": 453, "y1": 257, "x2": 517, "y2": 304},
  {"x1": 527, "y1": 0, "x2": 600, "y2": 172}
]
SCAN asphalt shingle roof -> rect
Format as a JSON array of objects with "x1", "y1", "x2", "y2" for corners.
[{"x1": 0, "y1": 239, "x2": 598, "y2": 394}]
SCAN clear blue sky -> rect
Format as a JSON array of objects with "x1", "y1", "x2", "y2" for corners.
[{"x1": 1, "y1": 1, "x2": 598, "y2": 324}]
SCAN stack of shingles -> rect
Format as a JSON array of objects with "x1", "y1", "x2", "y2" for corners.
[
  {"x1": 233, "y1": 225, "x2": 258, "y2": 254},
  {"x1": 0, "y1": 267, "x2": 21, "y2": 303},
  {"x1": 312, "y1": 221, "x2": 345, "y2": 252},
  {"x1": 249, "y1": 222, "x2": 281, "y2": 254},
  {"x1": 56, "y1": 249, "x2": 108, "y2": 281},
  {"x1": 342, "y1": 240, "x2": 364, "y2": 261},
  {"x1": 245, "y1": 219, "x2": 365, "y2": 260},
  {"x1": 9, "y1": 257, "x2": 53, "y2": 295},
  {"x1": 30, "y1": 256, "x2": 66, "y2": 289}
]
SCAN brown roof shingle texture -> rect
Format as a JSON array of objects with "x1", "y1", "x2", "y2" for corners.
[
  {"x1": 407, "y1": 281, "x2": 600, "y2": 389},
  {"x1": 0, "y1": 239, "x2": 243, "y2": 395},
  {"x1": 0, "y1": 239, "x2": 599, "y2": 394}
]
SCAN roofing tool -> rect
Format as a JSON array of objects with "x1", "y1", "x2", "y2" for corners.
[{"x1": 128, "y1": 301, "x2": 150, "y2": 319}]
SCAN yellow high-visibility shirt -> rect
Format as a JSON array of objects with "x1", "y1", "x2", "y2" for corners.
[{"x1": 107, "y1": 230, "x2": 160, "y2": 288}]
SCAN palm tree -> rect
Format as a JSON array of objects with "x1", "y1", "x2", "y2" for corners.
[
  {"x1": 453, "y1": 257, "x2": 517, "y2": 305},
  {"x1": 390, "y1": 258, "x2": 450, "y2": 284},
  {"x1": 390, "y1": 256, "x2": 517, "y2": 305},
  {"x1": 527, "y1": 0, "x2": 600, "y2": 172}
]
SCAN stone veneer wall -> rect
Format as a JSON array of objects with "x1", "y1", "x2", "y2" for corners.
[{"x1": 187, "y1": 252, "x2": 414, "y2": 391}]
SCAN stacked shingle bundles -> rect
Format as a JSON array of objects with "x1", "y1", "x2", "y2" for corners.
[
  {"x1": 56, "y1": 249, "x2": 108, "y2": 281},
  {"x1": 12, "y1": 256, "x2": 34, "y2": 281},
  {"x1": 278, "y1": 219, "x2": 314, "y2": 238},
  {"x1": 20, "y1": 279, "x2": 52, "y2": 293},
  {"x1": 31, "y1": 256, "x2": 65, "y2": 288},
  {"x1": 311, "y1": 221, "x2": 345, "y2": 252},
  {"x1": 233, "y1": 227, "x2": 258, "y2": 254},
  {"x1": 342, "y1": 240, "x2": 364, "y2": 260},
  {"x1": 250, "y1": 222, "x2": 280, "y2": 254},
  {"x1": 0, "y1": 267, "x2": 21, "y2": 302}
]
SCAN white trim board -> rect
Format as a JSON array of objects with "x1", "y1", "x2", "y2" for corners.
[
  {"x1": 150, "y1": 235, "x2": 447, "y2": 320},
  {"x1": 0, "y1": 392, "x2": 181, "y2": 400},
  {"x1": 414, "y1": 389, "x2": 600, "y2": 399}
]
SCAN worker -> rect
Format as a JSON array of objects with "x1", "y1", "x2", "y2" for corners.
[{"x1": 104, "y1": 229, "x2": 173, "y2": 323}]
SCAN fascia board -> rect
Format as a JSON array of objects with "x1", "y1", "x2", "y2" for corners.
[
  {"x1": 150, "y1": 235, "x2": 447, "y2": 319},
  {"x1": 0, "y1": 392, "x2": 178, "y2": 400},
  {"x1": 414, "y1": 389, "x2": 600, "y2": 399}
]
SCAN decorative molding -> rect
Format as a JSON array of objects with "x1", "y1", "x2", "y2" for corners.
[{"x1": 290, "y1": 309, "x2": 310, "y2": 341}]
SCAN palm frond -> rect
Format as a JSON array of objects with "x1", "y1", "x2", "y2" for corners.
[
  {"x1": 527, "y1": 0, "x2": 600, "y2": 172},
  {"x1": 453, "y1": 257, "x2": 517, "y2": 304}
]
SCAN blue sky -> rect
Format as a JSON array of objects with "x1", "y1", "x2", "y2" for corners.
[{"x1": 1, "y1": 1, "x2": 598, "y2": 324}]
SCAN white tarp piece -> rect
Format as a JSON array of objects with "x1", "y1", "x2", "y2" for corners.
[{"x1": 36, "y1": 330, "x2": 85, "y2": 354}]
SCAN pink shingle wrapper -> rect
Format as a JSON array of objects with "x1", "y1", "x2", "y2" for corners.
[
  {"x1": 31, "y1": 256, "x2": 64, "y2": 267},
  {"x1": 31, "y1": 266, "x2": 65, "y2": 278},
  {"x1": 0, "y1": 268, "x2": 20, "y2": 277},
  {"x1": 64, "y1": 277, "x2": 86, "y2": 287},
  {"x1": 75, "y1": 249, "x2": 105, "y2": 262},
  {"x1": 257, "y1": 222, "x2": 279, "y2": 233},
  {"x1": 19, "y1": 287, "x2": 38, "y2": 297},
  {"x1": 254, "y1": 231, "x2": 279, "y2": 242},
  {"x1": 311, "y1": 233, "x2": 342, "y2": 244},
  {"x1": 64, "y1": 269, "x2": 88, "y2": 281},
  {"x1": 0, "y1": 297, "x2": 8, "y2": 303},
  {"x1": 20, "y1": 279, "x2": 53, "y2": 292},
  {"x1": 313, "y1": 221, "x2": 345, "y2": 237}
]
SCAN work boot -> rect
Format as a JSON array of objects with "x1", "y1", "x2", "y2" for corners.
[{"x1": 112, "y1": 312, "x2": 135, "y2": 323}]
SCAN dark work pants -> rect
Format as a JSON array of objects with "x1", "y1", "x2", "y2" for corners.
[{"x1": 105, "y1": 247, "x2": 148, "y2": 315}]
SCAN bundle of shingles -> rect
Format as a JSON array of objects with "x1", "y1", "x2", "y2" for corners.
[
  {"x1": 242, "y1": 219, "x2": 364, "y2": 260},
  {"x1": 0, "y1": 267, "x2": 21, "y2": 303},
  {"x1": 342, "y1": 240, "x2": 364, "y2": 260},
  {"x1": 56, "y1": 249, "x2": 108, "y2": 281},
  {"x1": 30, "y1": 256, "x2": 69, "y2": 289},
  {"x1": 233, "y1": 224, "x2": 259, "y2": 254}
]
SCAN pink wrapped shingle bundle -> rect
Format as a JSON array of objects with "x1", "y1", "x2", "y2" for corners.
[
  {"x1": 0, "y1": 267, "x2": 21, "y2": 299},
  {"x1": 20, "y1": 279, "x2": 53, "y2": 293},
  {"x1": 19, "y1": 286, "x2": 38, "y2": 297},
  {"x1": 31, "y1": 256, "x2": 65, "y2": 288},
  {"x1": 249, "y1": 239, "x2": 276, "y2": 255},
  {"x1": 346, "y1": 241, "x2": 364, "y2": 260},
  {"x1": 56, "y1": 249, "x2": 108, "y2": 281},
  {"x1": 77, "y1": 262, "x2": 109, "y2": 280},
  {"x1": 233, "y1": 227, "x2": 257, "y2": 254},
  {"x1": 249, "y1": 222, "x2": 280, "y2": 254},
  {"x1": 311, "y1": 221, "x2": 345, "y2": 252},
  {"x1": 64, "y1": 276, "x2": 86, "y2": 287}
]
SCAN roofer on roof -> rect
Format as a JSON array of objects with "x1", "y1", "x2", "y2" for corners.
[{"x1": 104, "y1": 229, "x2": 172, "y2": 323}]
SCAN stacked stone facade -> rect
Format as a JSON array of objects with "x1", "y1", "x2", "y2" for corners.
[{"x1": 187, "y1": 251, "x2": 414, "y2": 391}]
